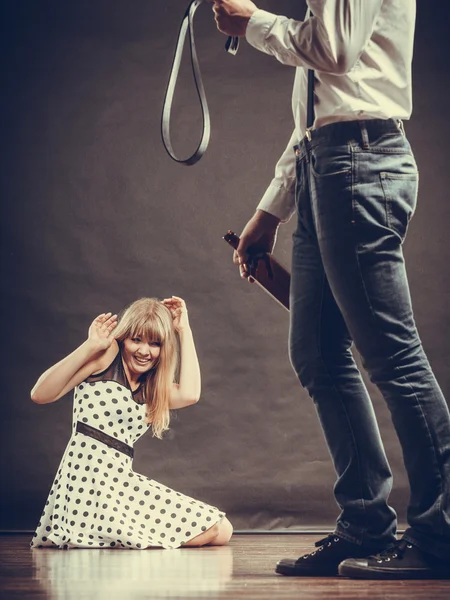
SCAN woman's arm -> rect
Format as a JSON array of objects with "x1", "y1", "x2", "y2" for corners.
[
  {"x1": 31, "y1": 313, "x2": 118, "y2": 404},
  {"x1": 162, "y1": 297, "x2": 201, "y2": 409}
]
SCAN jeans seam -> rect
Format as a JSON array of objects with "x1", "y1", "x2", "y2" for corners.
[
  {"x1": 317, "y1": 273, "x2": 367, "y2": 531},
  {"x1": 316, "y1": 270, "x2": 325, "y2": 358},
  {"x1": 359, "y1": 148, "x2": 412, "y2": 154},
  {"x1": 395, "y1": 369, "x2": 444, "y2": 535},
  {"x1": 351, "y1": 155, "x2": 378, "y2": 325}
]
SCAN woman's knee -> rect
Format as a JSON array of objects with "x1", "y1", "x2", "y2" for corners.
[
  {"x1": 181, "y1": 518, "x2": 233, "y2": 547},
  {"x1": 209, "y1": 518, "x2": 233, "y2": 546}
]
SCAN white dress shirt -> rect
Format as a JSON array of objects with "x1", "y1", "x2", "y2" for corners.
[{"x1": 245, "y1": 0, "x2": 416, "y2": 222}]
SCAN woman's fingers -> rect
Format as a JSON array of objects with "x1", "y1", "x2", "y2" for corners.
[
  {"x1": 93, "y1": 312, "x2": 117, "y2": 333},
  {"x1": 106, "y1": 316, "x2": 118, "y2": 329},
  {"x1": 95, "y1": 312, "x2": 112, "y2": 323},
  {"x1": 162, "y1": 297, "x2": 188, "y2": 327},
  {"x1": 162, "y1": 296, "x2": 185, "y2": 309}
]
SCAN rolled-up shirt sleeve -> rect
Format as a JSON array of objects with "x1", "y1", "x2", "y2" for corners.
[
  {"x1": 246, "y1": 0, "x2": 383, "y2": 74},
  {"x1": 256, "y1": 129, "x2": 298, "y2": 223}
]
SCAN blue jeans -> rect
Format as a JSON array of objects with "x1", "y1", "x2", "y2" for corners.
[{"x1": 289, "y1": 119, "x2": 450, "y2": 559}]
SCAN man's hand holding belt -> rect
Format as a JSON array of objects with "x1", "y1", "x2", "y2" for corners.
[{"x1": 207, "y1": 0, "x2": 258, "y2": 36}]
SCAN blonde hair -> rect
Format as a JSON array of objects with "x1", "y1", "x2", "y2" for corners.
[{"x1": 114, "y1": 298, "x2": 178, "y2": 439}]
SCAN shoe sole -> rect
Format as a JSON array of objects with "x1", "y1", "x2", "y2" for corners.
[
  {"x1": 275, "y1": 564, "x2": 338, "y2": 577},
  {"x1": 338, "y1": 563, "x2": 450, "y2": 580}
]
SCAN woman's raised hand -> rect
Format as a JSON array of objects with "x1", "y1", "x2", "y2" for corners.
[
  {"x1": 162, "y1": 296, "x2": 190, "y2": 333},
  {"x1": 87, "y1": 312, "x2": 118, "y2": 351}
]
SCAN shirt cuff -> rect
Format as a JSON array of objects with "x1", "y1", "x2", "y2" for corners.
[
  {"x1": 257, "y1": 181, "x2": 296, "y2": 223},
  {"x1": 245, "y1": 9, "x2": 278, "y2": 53}
]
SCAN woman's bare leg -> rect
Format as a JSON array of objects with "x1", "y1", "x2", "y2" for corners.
[{"x1": 182, "y1": 517, "x2": 233, "y2": 547}]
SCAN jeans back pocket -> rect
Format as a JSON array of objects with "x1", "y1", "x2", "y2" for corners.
[{"x1": 380, "y1": 171, "x2": 419, "y2": 241}]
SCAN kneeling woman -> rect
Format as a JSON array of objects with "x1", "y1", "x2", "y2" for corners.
[{"x1": 30, "y1": 296, "x2": 233, "y2": 549}]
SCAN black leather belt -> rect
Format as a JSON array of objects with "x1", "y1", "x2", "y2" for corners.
[
  {"x1": 76, "y1": 421, "x2": 134, "y2": 459},
  {"x1": 161, "y1": 0, "x2": 239, "y2": 166}
]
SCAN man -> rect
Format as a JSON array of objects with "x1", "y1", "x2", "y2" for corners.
[{"x1": 209, "y1": 0, "x2": 450, "y2": 580}]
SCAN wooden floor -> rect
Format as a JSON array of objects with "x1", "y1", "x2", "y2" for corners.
[{"x1": 1, "y1": 533, "x2": 449, "y2": 600}]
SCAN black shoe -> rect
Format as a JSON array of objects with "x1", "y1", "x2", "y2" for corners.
[
  {"x1": 275, "y1": 533, "x2": 373, "y2": 577},
  {"x1": 338, "y1": 539, "x2": 450, "y2": 580}
]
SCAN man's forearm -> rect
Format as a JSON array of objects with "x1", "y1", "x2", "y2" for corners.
[{"x1": 213, "y1": 0, "x2": 383, "y2": 74}]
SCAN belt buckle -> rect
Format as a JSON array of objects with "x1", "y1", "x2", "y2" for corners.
[{"x1": 305, "y1": 128, "x2": 312, "y2": 142}]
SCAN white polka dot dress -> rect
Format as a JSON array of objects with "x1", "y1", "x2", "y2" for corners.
[{"x1": 31, "y1": 353, "x2": 225, "y2": 550}]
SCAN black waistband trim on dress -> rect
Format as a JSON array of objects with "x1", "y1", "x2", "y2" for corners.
[{"x1": 76, "y1": 421, "x2": 134, "y2": 459}]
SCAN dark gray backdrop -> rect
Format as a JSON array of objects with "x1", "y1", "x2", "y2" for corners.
[{"x1": 1, "y1": 0, "x2": 449, "y2": 531}]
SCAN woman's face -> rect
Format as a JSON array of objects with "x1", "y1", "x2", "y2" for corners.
[{"x1": 122, "y1": 335, "x2": 161, "y2": 377}]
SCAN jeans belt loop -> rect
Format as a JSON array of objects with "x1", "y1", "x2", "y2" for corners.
[
  {"x1": 360, "y1": 121, "x2": 370, "y2": 149},
  {"x1": 397, "y1": 119, "x2": 405, "y2": 136}
]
